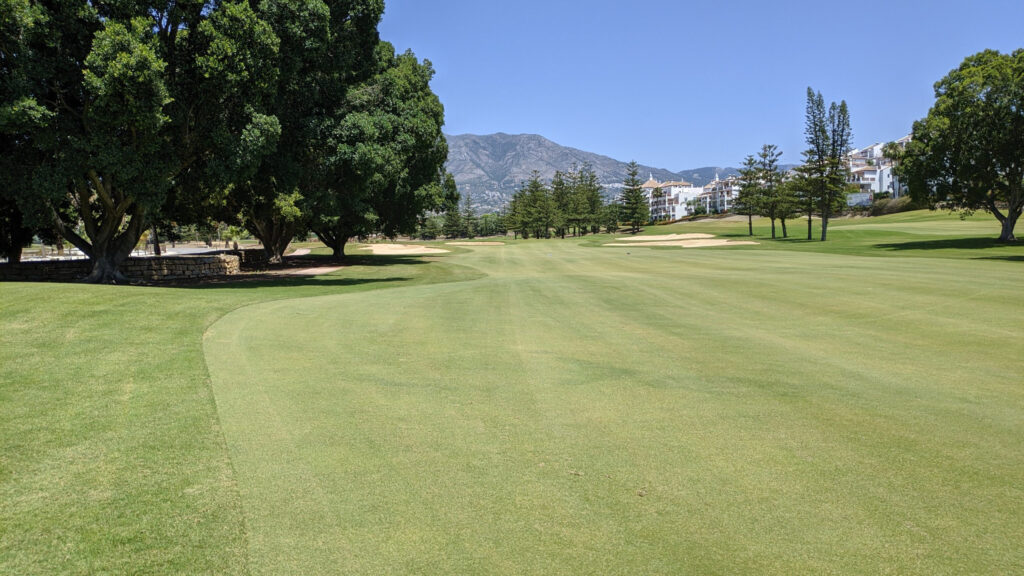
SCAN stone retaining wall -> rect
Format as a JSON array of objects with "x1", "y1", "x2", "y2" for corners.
[{"x1": 0, "y1": 253, "x2": 241, "y2": 283}]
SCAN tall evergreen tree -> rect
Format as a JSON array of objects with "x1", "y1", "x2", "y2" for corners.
[
  {"x1": 800, "y1": 87, "x2": 852, "y2": 242},
  {"x1": 736, "y1": 155, "x2": 762, "y2": 236},
  {"x1": 550, "y1": 170, "x2": 571, "y2": 238},
  {"x1": 756, "y1": 144, "x2": 784, "y2": 239},
  {"x1": 575, "y1": 163, "x2": 605, "y2": 235},
  {"x1": 461, "y1": 190, "x2": 477, "y2": 239},
  {"x1": 620, "y1": 161, "x2": 649, "y2": 234}
]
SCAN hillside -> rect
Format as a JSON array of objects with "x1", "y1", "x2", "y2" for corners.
[{"x1": 446, "y1": 133, "x2": 741, "y2": 212}]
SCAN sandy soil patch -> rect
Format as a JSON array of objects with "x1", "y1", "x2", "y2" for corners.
[
  {"x1": 287, "y1": 248, "x2": 311, "y2": 256},
  {"x1": 606, "y1": 239, "x2": 759, "y2": 248},
  {"x1": 357, "y1": 244, "x2": 449, "y2": 255},
  {"x1": 615, "y1": 233, "x2": 715, "y2": 241},
  {"x1": 273, "y1": 266, "x2": 345, "y2": 276},
  {"x1": 445, "y1": 241, "x2": 505, "y2": 246}
]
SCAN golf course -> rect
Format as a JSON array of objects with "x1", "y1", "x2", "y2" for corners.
[{"x1": 2, "y1": 211, "x2": 1022, "y2": 574}]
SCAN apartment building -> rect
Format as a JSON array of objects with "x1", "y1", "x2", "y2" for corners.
[
  {"x1": 642, "y1": 176, "x2": 704, "y2": 221},
  {"x1": 699, "y1": 176, "x2": 741, "y2": 214},
  {"x1": 846, "y1": 135, "x2": 911, "y2": 205}
]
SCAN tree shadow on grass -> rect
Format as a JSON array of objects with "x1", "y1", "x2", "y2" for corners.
[
  {"x1": 282, "y1": 254, "x2": 432, "y2": 267},
  {"x1": 174, "y1": 275, "x2": 412, "y2": 290},
  {"x1": 160, "y1": 254, "x2": 431, "y2": 290},
  {"x1": 875, "y1": 237, "x2": 1022, "y2": 260}
]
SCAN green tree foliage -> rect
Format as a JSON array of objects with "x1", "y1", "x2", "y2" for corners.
[
  {"x1": 899, "y1": 49, "x2": 1024, "y2": 242},
  {"x1": 620, "y1": 161, "x2": 649, "y2": 234},
  {"x1": 305, "y1": 40, "x2": 449, "y2": 257},
  {"x1": 441, "y1": 176, "x2": 464, "y2": 239},
  {"x1": 775, "y1": 174, "x2": 802, "y2": 238},
  {"x1": 1, "y1": 0, "x2": 281, "y2": 281},
  {"x1": 755, "y1": 144, "x2": 785, "y2": 239},
  {"x1": 0, "y1": 0, "x2": 47, "y2": 263},
  {"x1": 799, "y1": 87, "x2": 852, "y2": 241},
  {"x1": 506, "y1": 172, "x2": 558, "y2": 239},
  {"x1": 735, "y1": 155, "x2": 761, "y2": 236},
  {"x1": 550, "y1": 170, "x2": 571, "y2": 238},
  {"x1": 476, "y1": 212, "x2": 504, "y2": 237},
  {"x1": 602, "y1": 201, "x2": 620, "y2": 233},
  {"x1": 881, "y1": 141, "x2": 905, "y2": 198},
  {"x1": 461, "y1": 190, "x2": 478, "y2": 239},
  {"x1": 228, "y1": 0, "x2": 384, "y2": 263}
]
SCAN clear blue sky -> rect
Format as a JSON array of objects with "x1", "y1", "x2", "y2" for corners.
[{"x1": 379, "y1": 0, "x2": 1024, "y2": 170}]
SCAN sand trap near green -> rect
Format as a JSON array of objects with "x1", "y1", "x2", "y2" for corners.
[
  {"x1": 357, "y1": 243, "x2": 449, "y2": 254},
  {"x1": 606, "y1": 238, "x2": 759, "y2": 247},
  {"x1": 614, "y1": 233, "x2": 715, "y2": 241},
  {"x1": 203, "y1": 241, "x2": 1023, "y2": 574}
]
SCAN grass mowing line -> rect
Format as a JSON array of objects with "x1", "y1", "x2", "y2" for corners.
[
  {"x1": 204, "y1": 239, "x2": 1023, "y2": 574},
  {"x1": 0, "y1": 256, "x2": 483, "y2": 575}
]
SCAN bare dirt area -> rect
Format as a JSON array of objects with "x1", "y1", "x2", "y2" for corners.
[
  {"x1": 445, "y1": 242, "x2": 506, "y2": 246},
  {"x1": 357, "y1": 244, "x2": 450, "y2": 255},
  {"x1": 614, "y1": 233, "x2": 715, "y2": 241}
]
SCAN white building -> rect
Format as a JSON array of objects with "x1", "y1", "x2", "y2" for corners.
[
  {"x1": 699, "y1": 176, "x2": 741, "y2": 214},
  {"x1": 641, "y1": 175, "x2": 704, "y2": 221},
  {"x1": 845, "y1": 135, "x2": 911, "y2": 206}
]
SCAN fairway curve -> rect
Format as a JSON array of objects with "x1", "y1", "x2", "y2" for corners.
[{"x1": 204, "y1": 241, "x2": 1024, "y2": 575}]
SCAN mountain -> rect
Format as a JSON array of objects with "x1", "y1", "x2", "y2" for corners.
[{"x1": 445, "y1": 133, "x2": 742, "y2": 212}]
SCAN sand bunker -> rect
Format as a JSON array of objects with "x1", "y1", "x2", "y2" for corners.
[
  {"x1": 273, "y1": 266, "x2": 345, "y2": 276},
  {"x1": 357, "y1": 244, "x2": 449, "y2": 255},
  {"x1": 615, "y1": 233, "x2": 715, "y2": 241},
  {"x1": 445, "y1": 241, "x2": 505, "y2": 246},
  {"x1": 606, "y1": 237, "x2": 758, "y2": 248}
]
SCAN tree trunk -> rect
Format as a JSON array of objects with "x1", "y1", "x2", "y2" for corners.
[
  {"x1": 781, "y1": 218, "x2": 788, "y2": 238},
  {"x1": 820, "y1": 205, "x2": 830, "y2": 242},
  {"x1": 806, "y1": 210, "x2": 813, "y2": 240},
  {"x1": 85, "y1": 252, "x2": 131, "y2": 284},
  {"x1": 52, "y1": 183, "x2": 147, "y2": 284},
  {"x1": 151, "y1": 225, "x2": 162, "y2": 256},
  {"x1": 7, "y1": 244, "x2": 23, "y2": 264},
  {"x1": 747, "y1": 214, "x2": 753, "y2": 236},
  {"x1": 248, "y1": 215, "x2": 294, "y2": 264},
  {"x1": 998, "y1": 212, "x2": 1019, "y2": 242},
  {"x1": 770, "y1": 218, "x2": 776, "y2": 239}
]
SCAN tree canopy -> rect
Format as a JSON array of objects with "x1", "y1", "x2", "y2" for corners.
[
  {"x1": 899, "y1": 49, "x2": 1024, "y2": 242},
  {"x1": 798, "y1": 87, "x2": 852, "y2": 242},
  {"x1": 620, "y1": 161, "x2": 649, "y2": 234},
  {"x1": 0, "y1": 0, "x2": 448, "y2": 278}
]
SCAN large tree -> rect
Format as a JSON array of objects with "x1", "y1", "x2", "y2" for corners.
[
  {"x1": 800, "y1": 87, "x2": 852, "y2": 242},
  {"x1": 755, "y1": 144, "x2": 785, "y2": 239},
  {"x1": 620, "y1": 161, "x2": 648, "y2": 234},
  {"x1": 899, "y1": 49, "x2": 1023, "y2": 242},
  {"x1": 2, "y1": 1, "x2": 280, "y2": 281},
  {"x1": 301, "y1": 37, "x2": 448, "y2": 258},
  {"x1": 228, "y1": 0, "x2": 384, "y2": 263},
  {"x1": 735, "y1": 154, "x2": 761, "y2": 236}
]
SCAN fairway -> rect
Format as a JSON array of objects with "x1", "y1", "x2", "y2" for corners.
[
  {"x1": 3, "y1": 213, "x2": 1023, "y2": 574},
  {"x1": 203, "y1": 221, "x2": 1023, "y2": 574}
]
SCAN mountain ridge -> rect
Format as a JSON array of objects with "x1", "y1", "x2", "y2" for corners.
[{"x1": 445, "y1": 132, "x2": 742, "y2": 212}]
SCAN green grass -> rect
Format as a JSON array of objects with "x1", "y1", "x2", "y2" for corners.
[{"x1": 2, "y1": 210, "x2": 1023, "y2": 574}]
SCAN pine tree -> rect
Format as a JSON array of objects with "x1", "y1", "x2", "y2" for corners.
[
  {"x1": 620, "y1": 161, "x2": 649, "y2": 234},
  {"x1": 801, "y1": 87, "x2": 852, "y2": 241},
  {"x1": 736, "y1": 155, "x2": 762, "y2": 236},
  {"x1": 756, "y1": 144, "x2": 784, "y2": 238}
]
